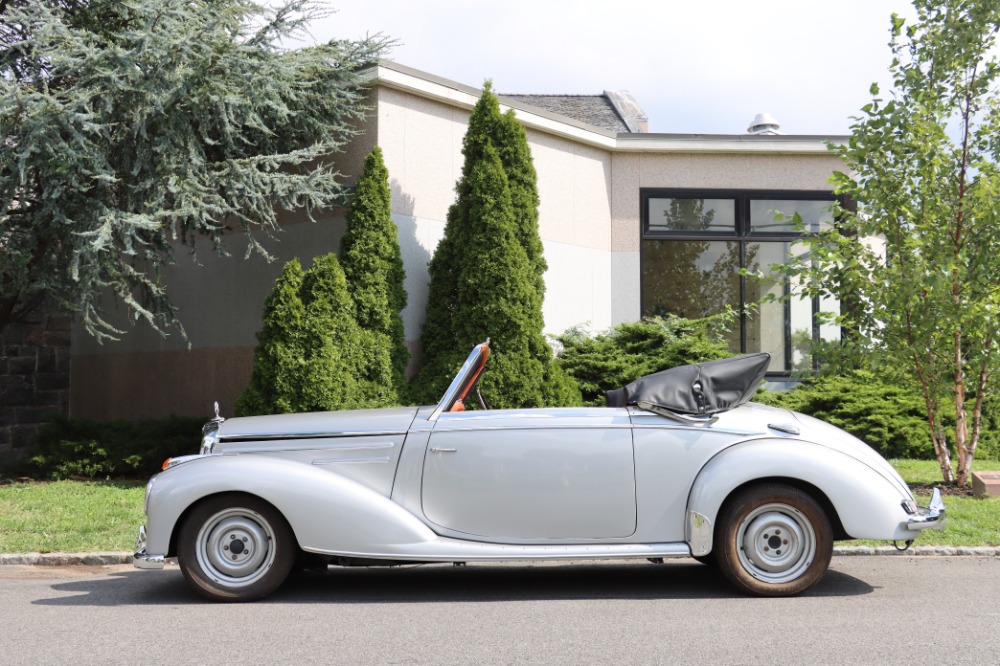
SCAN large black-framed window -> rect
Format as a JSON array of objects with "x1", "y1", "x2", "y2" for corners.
[{"x1": 640, "y1": 189, "x2": 841, "y2": 376}]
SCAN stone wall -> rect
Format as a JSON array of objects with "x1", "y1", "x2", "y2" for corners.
[{"x1": 0, "y1": 309, "x2": 72, "y2": 470}]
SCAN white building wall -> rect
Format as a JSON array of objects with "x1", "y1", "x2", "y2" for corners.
[{"x1": 376, "y1": 87, "x2": 616, "y2": 343}]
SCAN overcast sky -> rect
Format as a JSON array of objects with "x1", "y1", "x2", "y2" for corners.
[{"x1": 300, "y1": 0, "x2": 917, "y2": 135}]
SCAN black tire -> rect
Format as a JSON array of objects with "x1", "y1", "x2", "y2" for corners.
[
  {"x1": 715, "y1": 483, "x2": 832, "y2": 597},
  {"x1": 177, "y1": 493, "x2": 296, "y2": 602}
]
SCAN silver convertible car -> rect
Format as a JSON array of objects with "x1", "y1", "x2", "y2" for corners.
[{"x1": 134, "y1": 341, "x2": 945, "y2": 601}]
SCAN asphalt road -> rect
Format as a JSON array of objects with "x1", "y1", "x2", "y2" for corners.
[{"x1": 1, "y1": 556, "x2": 997, "y2": 665}]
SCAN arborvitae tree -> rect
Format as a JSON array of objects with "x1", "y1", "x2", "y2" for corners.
[
  {"x1": 411, "y1": 142, "x2": 580, "y2": 407},
  {"x1": 496, "y1": 110, "x2": 547, "y2": 297},
  {"x1": 235, "y1": 259, "x2": 310, "y2": 416},
  {"x1": 299, "y1": 253, "x2": 379, "y2": 411},
  {"x1": 236, "y1": 253, "x2": 393, "y2": 416},
  {"x1": 339, "y1": 146, "x2": 408, "y2": 400}
]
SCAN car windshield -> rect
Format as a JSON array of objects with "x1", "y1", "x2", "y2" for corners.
[{"x1": 430, "y1": 341, "x2": 489, "y2": 419}]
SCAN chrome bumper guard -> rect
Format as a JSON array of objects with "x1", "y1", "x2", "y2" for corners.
[
  {"x1": 904, "y1": 488, "x2": 946, "y2": 531},
  {"x1": 133, "y1": 525, "x2": 165, "y2": 570}
]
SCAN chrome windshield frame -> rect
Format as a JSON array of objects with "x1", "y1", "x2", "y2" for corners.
[{"x1": 428, "y1": 342, "x2": 488, "y2": 422}]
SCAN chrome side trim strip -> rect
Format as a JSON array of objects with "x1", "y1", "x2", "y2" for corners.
[
  {"x1": 311, "y1": 456, "x2": 391, "y2": 465},
  {"x1": 226, "y1": 441, "x2": 398, "y2": 455},
  {"x1": 307, "y1": 542, "x2": 693, "y2": 562},
  {"x1": 433, "y1": 424, "x2": 634, "y2": 433},
  {"x1": 219, "y1": 431, "x2": 406, "y2": 442},
  {"x1": 633, "y1": 424, "x2": 760, "y2": 435}
]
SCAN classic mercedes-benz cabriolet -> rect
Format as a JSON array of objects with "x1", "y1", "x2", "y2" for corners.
[{"x1": 134, "y1": 341, "x2": 945, "y2": 601}]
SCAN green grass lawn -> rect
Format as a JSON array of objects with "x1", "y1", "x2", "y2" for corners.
[
  {"x1": 1, "y1": 460, "x2": 999, "y2": 554},
  {"x1": 0, "y1": 480, "x2": 144, "y2": 553}
]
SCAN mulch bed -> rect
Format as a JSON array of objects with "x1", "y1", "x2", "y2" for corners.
[{"x1": 909, "y1": 483, "x2": 974, "y2": 498}]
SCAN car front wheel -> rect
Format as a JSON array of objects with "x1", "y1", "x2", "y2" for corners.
[
  {"x1": 715, "y1": 483, "x2": 832, "y2": 596},
  {"x1": 178, "y1": 493, "x2": 295, "y2": 602}
]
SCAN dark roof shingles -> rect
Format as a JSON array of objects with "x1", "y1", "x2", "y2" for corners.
[{"x1": 501, "y1": 94, "x2": 629, "y2": 133}]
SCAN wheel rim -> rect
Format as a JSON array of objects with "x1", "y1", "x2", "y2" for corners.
[
  {"x1": 736, "y1": 502, "x2": 816, "y2": 584},
  {"x1": 195, "y1": 507, "x2": 277, "y2": 588}
]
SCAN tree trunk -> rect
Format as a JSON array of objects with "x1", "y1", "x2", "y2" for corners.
[{"x1": 952, "y1": 331, "x2": 969, "y2": 485}]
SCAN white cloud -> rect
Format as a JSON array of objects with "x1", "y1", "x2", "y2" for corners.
[{"x1": 305, "y1": 0, "x2": 916, "y2": 134}]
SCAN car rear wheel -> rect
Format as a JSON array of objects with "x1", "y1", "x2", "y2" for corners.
[
  {"x1": 715, "y1": 483, "x2": 832, "y2": 596},
  {"x1": 178, "y1": 493, "x2": 295, "y2": 602}
]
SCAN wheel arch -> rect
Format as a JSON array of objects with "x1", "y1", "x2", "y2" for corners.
[
  {"x1": 686, "y1": 438, "x2": 909, "y2": 556},
  {"x1": 715, "y1": 477, "x2": 849, "y2": 543},
  {"x1": 167, "y1": 490, "x2": 292, "y2": 559}
]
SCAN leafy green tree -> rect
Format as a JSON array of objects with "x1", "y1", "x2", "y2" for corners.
[
  {"x1": 339, "y1": 146, "x2": 408, "y2": 400},
  {"x1": 773, "y1": 0, "x2": 1000, "y2": 485},
  {"x1": 0, "y1": 0, "x2": 388, "y2": 340},
  {"x1": 411, "y1": 83, "x2": 578, "y2": 406}
]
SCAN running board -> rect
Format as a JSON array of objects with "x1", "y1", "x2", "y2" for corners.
[{"x1": 304, "y1": 539, "x2": 693, "y2": 563}]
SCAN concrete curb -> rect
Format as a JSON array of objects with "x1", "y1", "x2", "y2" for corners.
[
  {"x1": 0, "y1": 552, "x2": 135, "y2": 566},
  {"x1": 1, "y1": 546, "x2": 999, "y2": 566},
  {"x1": 832, "y1": 545, "x2": 1000, "y2": 557}
]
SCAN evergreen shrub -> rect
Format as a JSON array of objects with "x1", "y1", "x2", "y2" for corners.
[
  {"x1": 554, "y1": 314, "x2": 734, "y2": 406},
  {"x1": 236, "y1": 253, "x2": 392, "y2": 416},
  {"x1": 757, "y1": 371, "x2": 1000, "y2": 461},
  {"x1": 10, "y1": 415, "x2": 205, "y2": 480}
]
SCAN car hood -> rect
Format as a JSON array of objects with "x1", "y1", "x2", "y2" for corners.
[{"x1": 216, "y1": 406, "x2": 421, "y2": 444}]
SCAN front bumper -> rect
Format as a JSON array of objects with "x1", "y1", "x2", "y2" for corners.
[
  {"x1": 904, "y1": 488, "x2": 947, "y2": 531},
  {"x1": 133, "y1": 525, "x2": 166, "y2": 570}
]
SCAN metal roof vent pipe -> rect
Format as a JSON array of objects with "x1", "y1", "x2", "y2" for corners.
[{"x1": 747, "y1": 112, "x2": 784, "y2": 135}]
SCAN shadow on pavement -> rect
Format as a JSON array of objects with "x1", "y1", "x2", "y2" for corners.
[{"x1": 33, "y1": 559, "x2": 874, "y2": 607}]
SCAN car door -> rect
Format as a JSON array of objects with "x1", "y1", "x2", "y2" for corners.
[{"x1": 421, "y1": 408, "x2": 636, "y2": 542}]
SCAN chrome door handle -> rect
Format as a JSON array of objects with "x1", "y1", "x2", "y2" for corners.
[{"x1": 430, "y1": 447, "x2": 457, "y2": 453}]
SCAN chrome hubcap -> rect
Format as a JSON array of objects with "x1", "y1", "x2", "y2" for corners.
[
  {"x1": 737, "y1": 503, "x2": 816, "y2": 584},
  {"x1": 195, "y1": 508, "x2": 275, "y2": 588}
]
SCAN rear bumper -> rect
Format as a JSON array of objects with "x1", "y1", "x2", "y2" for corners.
[
  {"x1": 904, "y1": 488, "x2": 946, "y2": 531},
  {"x1": 133, "y1": 524, "x2": 165, "y2": 570}
]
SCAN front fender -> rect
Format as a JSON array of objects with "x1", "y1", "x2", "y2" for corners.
[
  {"x1": 145, "y1": 455, "x2": 436, "y2": 557},
  {"x1": 685, "y1": 438, "x2": 915, "y2": 556}
]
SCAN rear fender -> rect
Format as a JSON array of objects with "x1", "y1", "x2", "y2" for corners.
[
  {"x1": 146, "y1": 455, "x2": 436, "y2": 557},
  {"x1": 686, "y1": 438, "x2": 914, "y2": 556}
]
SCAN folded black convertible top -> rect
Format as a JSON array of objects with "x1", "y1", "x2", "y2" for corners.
[{"x1": 606, "y1": 353, "x2": 771, "y2": 416}]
